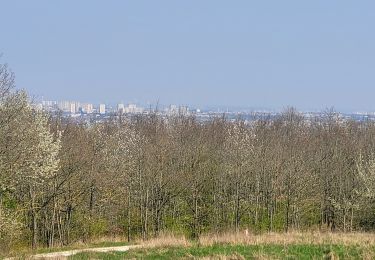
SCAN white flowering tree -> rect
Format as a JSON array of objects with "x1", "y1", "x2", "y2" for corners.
[
  {"x1": 101, "y1": 122, "x2": 142, "y2": 240},
  {"x1": 23, "y1": 111, "x2": 60, "y2": 249},
  {"x1": 0, "y1": 91, "x2": 60, "y2": 249}
]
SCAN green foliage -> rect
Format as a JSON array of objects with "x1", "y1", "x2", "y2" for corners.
[
  {"x1": 299, "y1": 201, "x2": 321, "y2": 228},
  {"x1": 90, "y1": 218, "x2": 109, "y2": 238},
  {"x1": 0, "y1": 204, "x2": 24, "y2": 254},
  {"x1": 2, "y1": 193, "x2": 17, "y2": 210}
]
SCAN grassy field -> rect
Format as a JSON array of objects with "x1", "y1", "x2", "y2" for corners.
[
  {"x1": 69, "y1": 232, "x2": 375, "y2": 259},
  {"x1": 5, "y1": 232, "x2": 375, "y2": 259},
  {"x1": 70, "y1": 244, "x2": 370, "y2": 259}
]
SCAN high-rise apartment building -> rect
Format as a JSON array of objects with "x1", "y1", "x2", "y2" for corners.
[
  {"x1": 99, "y1": 104, "x2": 106, "y2": 114},
  {"x1": 81, "y1": 103, "x2": 93, "y2": 114},
  {"x1": 117, "y1": 103, "x2": 125, "y2": 114},
  {"x1": 70, "y1": 103, "x2": 76, "y2": 114},
  {"x1": 58, "y1": 101, "x2": 73, "y2": 113}
]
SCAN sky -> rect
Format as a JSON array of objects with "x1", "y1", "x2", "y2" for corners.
[{"x1": 1, "y1": 1, "x2": 375, "y2": 111}]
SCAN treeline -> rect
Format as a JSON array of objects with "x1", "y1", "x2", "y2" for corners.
[{"x1": 2, "y1": 64, "x2": 375, "y2": 252}]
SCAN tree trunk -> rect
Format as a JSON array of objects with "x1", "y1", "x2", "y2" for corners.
[
  {"x1": 29, "y1": 187, "x2": 38, "y2": 250},
  {"x1": 235, "y1": 180, "x2": 240, "y2": 232},
  {"x1": 127, "y1": 189, "x2": 131, "y2": 242},
  {"x1": 285, "y1": 190, "x2": 290, "y2": 232},
  {"x1": 144, "y1": 189, "x2": 149, "y2": 240},
  {"x1": 350, "y1": 207, "x2": 354, "y2": 232}
]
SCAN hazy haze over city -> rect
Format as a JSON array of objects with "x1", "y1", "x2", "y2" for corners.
[{"x1": 1, "y1": 1, "x2": 375, "y2": 111}]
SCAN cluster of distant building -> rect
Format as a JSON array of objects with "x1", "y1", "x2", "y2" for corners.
[
  {"x1": 37, "y1": 100, "x2": 195, "y2": 117},
  {"x1": 39, "y1": 100, "x2": 106, "y2": 114},
  {"x1": 39, "y1": 100, "x2": 148, "y2": 115}
]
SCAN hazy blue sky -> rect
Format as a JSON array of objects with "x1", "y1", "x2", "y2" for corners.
[{"x1": 1, "y1": 1, "x2": 374, "y2": 111}]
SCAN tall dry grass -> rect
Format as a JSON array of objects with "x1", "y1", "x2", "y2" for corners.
[
  {"x1": 199, "y1": 231, "x2": 375, "y2": 247},
  {"x1": 137, "y1": 232, "x2": 192, "y2": 248},
  {"x1": 138, "y1": 231, "x2": 375, "y2": 249}
]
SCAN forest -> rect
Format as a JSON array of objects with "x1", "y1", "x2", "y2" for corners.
[{"x1": 2, "y1": 63, "x2": 375, "y2": 253}]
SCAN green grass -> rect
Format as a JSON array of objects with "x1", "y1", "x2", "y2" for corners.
[{"x1": 70, "y1": 244, "x2": 372, "y2": 259}]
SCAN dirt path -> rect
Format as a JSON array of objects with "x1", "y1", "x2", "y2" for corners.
[{"x1": 31, "y1": 245, "x2": 140, "y2": 259}]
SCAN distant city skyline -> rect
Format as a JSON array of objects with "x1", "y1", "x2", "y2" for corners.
[
  {"x1": 37, "y1": 96, "x2": 375, "y2": 115},
  {"x1": 36, "y1": 98, "x2": 375, "y2": 127},
  {"x1": 1, "y1": 1, "x2": 375, "y2": 112}
]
